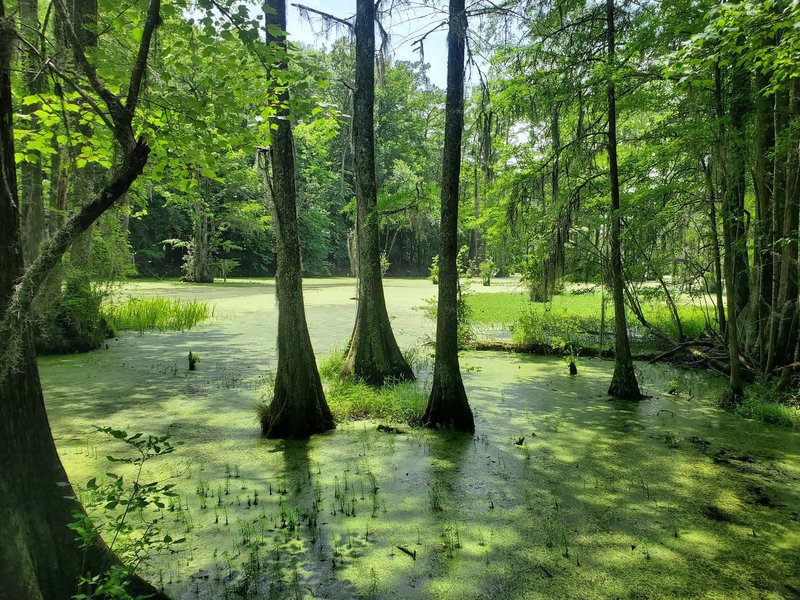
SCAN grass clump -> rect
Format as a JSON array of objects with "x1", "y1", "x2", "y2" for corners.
[
  {"x1": 103, "y1": 296, "x2": 214, "y2": 335},
  {"x1": 326, "y1": 379, "x2": 428, "y2": 425},
  {"x1": 315, "y1": 348, "x2": 428, "y2": 425},
  {"x1": 730, "y1": 380, "x2": 800, "y2": 429}
]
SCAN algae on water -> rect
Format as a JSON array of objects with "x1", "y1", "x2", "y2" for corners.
[{"x1": 38, "y1": 279, "x2": 800, "y2": 599}]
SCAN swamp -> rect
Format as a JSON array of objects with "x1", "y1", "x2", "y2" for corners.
[
  {"x1": 2, "y1": 0, "x2": 800, "y2": 598},
  {"x1": 39, "y1": 279, "x2": 800, "y2": 599}
]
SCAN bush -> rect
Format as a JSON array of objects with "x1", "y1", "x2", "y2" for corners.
[
  {"x1": 511, "y1": 306, "x2": 598, "y2": 351},
  {"x1": 34, "y1": 273, "x2": 113, "y2": 354},
  {"x1": 730, "y1": 380, "x2": 800, "y2": 429},
  {"x1": 428, "y1": 255, "x2": 439, "y2": 284}
]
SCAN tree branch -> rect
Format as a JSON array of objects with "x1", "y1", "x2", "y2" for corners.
[
  {"x1": 1, "y1": 139, "x2": 150, "y2": 382},
  {"x1": 52, "y1": 0, "x2": 123, "y2": 124},
  {"x1": 292, "y1": 3, "x2": 353, "y2": 30},
  {"x1": 125, "y1": 0, "x2": 162, "y2": 119}
]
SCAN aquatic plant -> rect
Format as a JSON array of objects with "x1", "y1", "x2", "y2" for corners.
[
  {"x1": 69, "y1": 428, "x2": 184, "y2": 599},
  {"x1": 103, "y1": 296, "x2": 214, "y2": 336}
]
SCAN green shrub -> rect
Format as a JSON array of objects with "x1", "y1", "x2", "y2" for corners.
[
  {"x1": 34, "y1": 273, "x2": 113, "y2": 354},
  {"x1": 467, "y1": 290, "x2": 715, "y2": 354},
  {"x1": 428, "y1": 255, "x2": 439, "y2": 284},
  {"x1": 730, "y1": 380, "x2": 800, "y2": 429}
]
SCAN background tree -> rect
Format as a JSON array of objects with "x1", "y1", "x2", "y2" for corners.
[{"x1": 605, "y1": 0, "x2": 641, "y2": 399}]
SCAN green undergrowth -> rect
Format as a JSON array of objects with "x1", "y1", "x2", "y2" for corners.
[
  {"x1": 317, "y1": 348, "x2": 429, "y2": 425},
  {"x1": 467, "y1": 290, "x2": 713, "y2": 354},
  {"x1": 102, "y1": 296, "x2": 215, "y2": 335},
  {"x1": 731, "y1": 380, "x2": 800, "y2": 429}
]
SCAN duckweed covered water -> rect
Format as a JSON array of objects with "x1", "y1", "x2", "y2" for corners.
[{"x1": 38, "y1": 279, "x2": 800, "y2": 599}]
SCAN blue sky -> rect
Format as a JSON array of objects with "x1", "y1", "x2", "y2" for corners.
[{"x1": 285, "y1": 1, "x2": 450, "y2": 87}]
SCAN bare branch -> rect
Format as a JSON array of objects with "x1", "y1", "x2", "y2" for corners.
[{"x1": 292, "y1": 3, "x2": 353, "y2": 30}]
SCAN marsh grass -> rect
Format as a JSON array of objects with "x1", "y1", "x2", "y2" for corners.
[
  {"x1": 731, "y1": 380, "x2": 800, "y2": 429},
  {"x1": 325, "y1": 379, "x2": 428, "y2": 425},
  {"x1": 317, "y1": 348, "x2": 428, "y2": 425},
  {"x1": 103, "y1": 296, "x2": 215, "y2": 335},
  {"x1": 256, "y1": 350, "x2": 428, "y2": 426},
  {"x1": 467, "y1": 290, "x2": 713, "y2": 353}
]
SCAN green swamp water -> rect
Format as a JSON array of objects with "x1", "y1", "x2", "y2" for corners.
[{"x1": 38, "y1": 278, "x2": 800, "y2": 599}]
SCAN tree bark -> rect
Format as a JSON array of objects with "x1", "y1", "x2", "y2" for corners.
[
  {"x1": 772, "y1": 79, "x2": 800, "y2": 370},
  {"x1": 65, "y1": 0, "x2": 98, "y2": 282},
  {"x1": 259, "y1": 0, "x2": 334, "y2": 439},
  {"x1": 0, "y1": 8, "x2": 166, "y2": 599},
  {"x1": 750, "y1": 69, "x2": 775, "y2": 365},
  {"x1": 715, "y1": 63, "x2": 744, "y2": 400},
  {"x1": 605, "y1": 0, "x2": 641, "y2": 400},
  {"x1": 343, "y1": 0, "x2": 414, "y2": 386},
  {"x1": 703, "y1": 158, "x2": 726, "y2": 337},
  {"x1": 423, "y1": 0, "x2": 474, "y2": 432},
  {"x1": 19, "y1": 0, "x2": 46, "y2": 266},
  {"x1": 191, "y1": 185, "x2": 214, "y2": 283}
]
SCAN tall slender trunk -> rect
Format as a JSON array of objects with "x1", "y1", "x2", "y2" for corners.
[
  {"x1": 729, "y1": 66, "x2": 751, "y2": 316},
  {"x1": 715, "y1": 63, "x2": 744, "y2": 400},
  {"x1": 191, "y1": 180, "x2": 213, "y2": 283},
  {"x1": 65, "y1": 0, "x2": 98, "y2": 282},
  {"x1": 751, "y1": 69, "x2": 775, "y2": 365},
  {"x1": 259, "y1": 0, "x2": 334, "y2": 439},
  {"x1": 19, "y1": 0, "x2": 46, "y2": 266},
  {"x1": 344, "y1": 0, "x2": 414, "y2": 385},
  {"x1": 703, "y1": 158, "x2": 726, "y2": 336},
  {"x1": 772, "y1": 79, "x2": 800, "y2": 370},
  {"x1": 605, "y1": 0, "x2": 640, "y2": 400},
  {"x1": 423, "y1": 0, "x2": 474, "y2": 432}
]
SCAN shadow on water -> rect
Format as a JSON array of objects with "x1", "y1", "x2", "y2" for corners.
[{"x1": 36, "y1": 278, "x2": 800, "y2": 599}]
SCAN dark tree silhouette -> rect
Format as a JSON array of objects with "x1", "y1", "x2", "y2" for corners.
[{"x1": 605, "y1": 0, "x2": 641, "y2": 400}]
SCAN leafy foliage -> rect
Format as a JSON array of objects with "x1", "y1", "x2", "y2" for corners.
[{"x1": 68, "y1": 428, "x2": 184, "y2": 599}]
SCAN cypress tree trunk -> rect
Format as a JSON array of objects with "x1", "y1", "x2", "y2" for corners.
[
  {"x1": 0, "y1": 10, "x2": 166, "y2": 599},
  {"x1": 703, "y1": 158, "x2": 726, "y2": 337},
  {"x1": 605, "y1": 0, "x2": 641, "y2": 400},
  {"x1": 772, "y1": 79, "x2": 800, "y2": 370},
  {"x1": 728, "y1": 66, "x2": 751, "y2": 316},
  {"x1": 191, "y1": 185, "x2": 214, "y2": 283},
  {"x1": 423, "y1": 0, "x2": 474, "y2": 432},
  {"x1": 259, "y1": 0, "x2": 334, "y2": 439},
  {"x1": 750, "y1": 69, "x2": 775, "y2": 365},
  {"x1": 344, "y1": 0, "x2": 414, "y2": 386}
]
